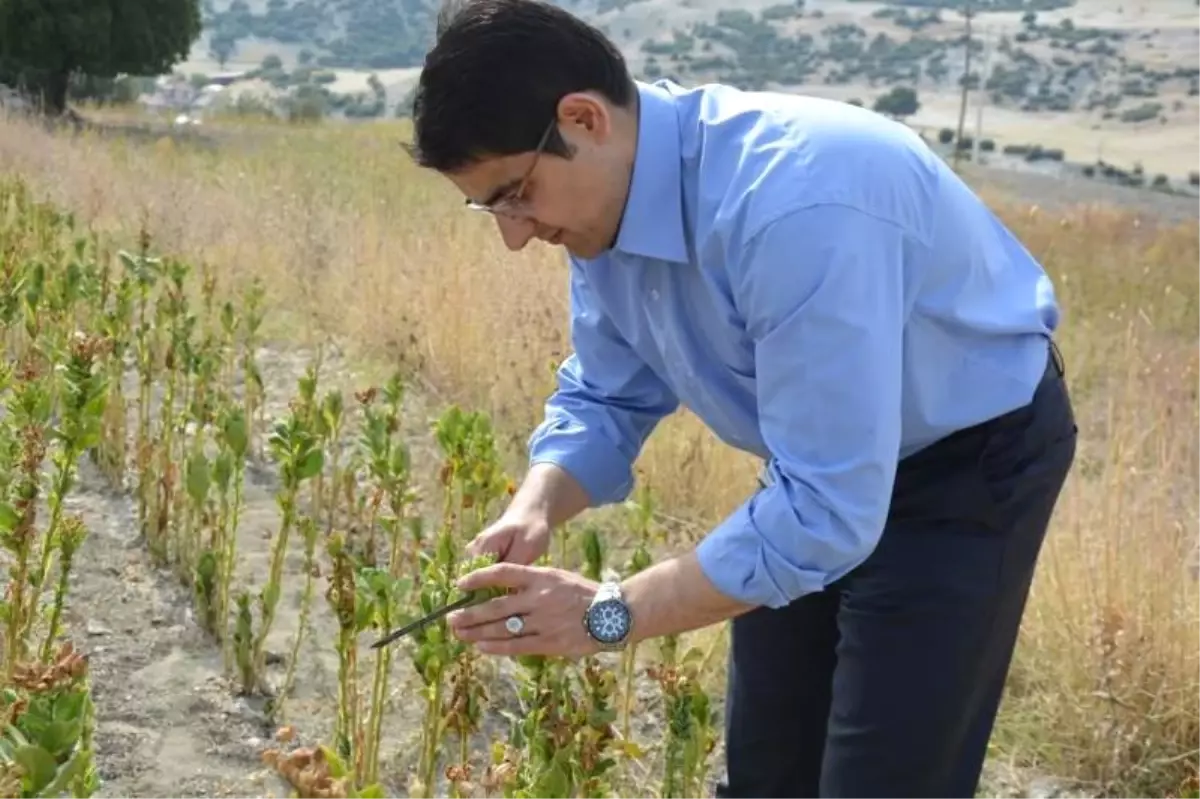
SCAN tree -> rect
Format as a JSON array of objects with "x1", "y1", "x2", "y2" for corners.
[
  {"x1": 0, "y1": 0, "x2": 202, "y2": 116},
  {"x1": 210, "y1": 31, "x2": 238, "y2": 68},
  {"x1": 873, "y1": 86, "x2": 920, "y2": 118}
]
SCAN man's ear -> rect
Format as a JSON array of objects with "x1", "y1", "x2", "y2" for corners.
[{"x1": 556, "y1": 92, "x2": 613, "y2": 144}]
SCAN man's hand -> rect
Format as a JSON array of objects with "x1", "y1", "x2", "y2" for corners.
[
  {"x1": 448, "y1": 549, "x2": 760, "y2": 660},
  {"x1": 464, "y1": 513, "x2": 551, "y2": 566},
  {"x1": 447, "y1": 563, "x2": 602, "y2": 659},
  {"x1": 465, "y1": 461, "x2": 592, "y2": 565}
]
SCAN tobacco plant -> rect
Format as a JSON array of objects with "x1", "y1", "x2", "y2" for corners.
[
  {"x1": 573, "y1": 526, "x2": 621, "y2": 798},
  {"x1": 619, "y1": 483, "x2": 657, "y2": 744},
  {"x1": 238, "y1": 278, "x2": 266, "y2": 461},
  {"x1": 355, "y1": 564, "x2": 411, "y2": 787},
  {"x1": 349, "y1": 374, "x2": 420, "y2": 782},
  {"x1": 212, "y1": 401, "x2": 249, "y2": 669},
  {"x1": 90, "y1": 271, "x2": 133, "y2": 490},
  {"x1": 433, "y1": 406, "x2": 509, "y2": 544},
  {"x1": 34, "y1": 336, "x2": 112, "y2": 663},
  {"x1": 2, "y1": 346, "x2": 53, "y2": 675},
  {"x1": 119, "y1": 237, "x2": 164, "y2": 553},
  {"x1": 648, "y1": 634, "x2": 719, "y2": 799},
  {"x1": 0, "y1": 642, "x2": 98, "y2": 798},
  {"x1": 0, "y1": 183, "x2": 100, "y2": 798},
  {"x1": 274, "y1": 514, "x2": 319, "y2": 722},
  {"x1": 252, "y1": 397, "x2": 324, "y2": 692},
  {"x1": 179, "y1": 329, "x2": 223, "y2": 586},
  {"x1": 324, "y1": 529, "x2": 358, "y2": 756},
  {"x1": 405, "y1": 548, "x2": 506, "y2": 796},
  {"x1": 486, "y1": 529, "x2": 621, "y2": 799}
]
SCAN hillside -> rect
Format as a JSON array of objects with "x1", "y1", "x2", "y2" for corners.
[{"x1": 178, "y1": 0, "x2": 1198, "y2": 183}]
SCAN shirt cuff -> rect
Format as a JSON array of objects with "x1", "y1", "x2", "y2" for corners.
[
  {"x1": 528, "y1": 426, "x2": 635, "y2": 508},
  {"x1": 694, "y1": 493, "x2": 828, "y2": 609}
]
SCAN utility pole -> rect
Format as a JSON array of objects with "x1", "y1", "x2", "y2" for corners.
[
  {"x1": 952, "y1": 0, "x2": 973, "y2": 172},
  {"x1": 972, "y1": 26, "x2": 992, "y2": 165}
]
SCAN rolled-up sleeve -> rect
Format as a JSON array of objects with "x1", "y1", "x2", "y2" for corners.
[
  {"x1": 528, "y1": 260, "x2": 680, "y2": 507},
  {"x1": 695, "y1": 204, "x2": 907, "y2": 609}
]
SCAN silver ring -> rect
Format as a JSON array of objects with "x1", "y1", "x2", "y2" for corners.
[{"x1": 504, "y1": 615, "x2": 525, "y2": 636}]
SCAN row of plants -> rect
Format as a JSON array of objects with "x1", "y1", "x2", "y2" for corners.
[{"x1": 0, "y1": 175, "x2": 722, "y2": 797}]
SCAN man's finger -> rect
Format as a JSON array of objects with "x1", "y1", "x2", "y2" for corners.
[
  {"x1": 456, "y1": 614, "x2": 539, "y2": 643},
  {"x1": 465, "y1": 531, "x2": 506, "y2": 559},
  {"x1": 447, "y1": 592, "x2": 529, "y2": 632},
  {"x1": 456, "y1": 561, "x2": 539, "y2": 592},
  {"x1": 476, "y1": 632, "x2": 547, "y2": 657}
]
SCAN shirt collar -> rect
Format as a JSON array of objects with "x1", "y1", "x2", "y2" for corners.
[{"x1": 611, "y1": 80, "x2": 690, "y2": 265}]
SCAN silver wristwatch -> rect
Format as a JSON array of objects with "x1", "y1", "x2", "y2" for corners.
[{"x1": 582, "y1": 579, "x2": 633, "y2": 651}]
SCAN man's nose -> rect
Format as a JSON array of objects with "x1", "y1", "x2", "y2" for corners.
[{"x1": 495, "y1": 215, "x2": 536, "y2": 252}]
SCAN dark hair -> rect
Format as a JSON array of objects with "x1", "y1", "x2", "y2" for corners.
[{"x1": 410, "y1": 0, "x2": 637, "y2": 172}]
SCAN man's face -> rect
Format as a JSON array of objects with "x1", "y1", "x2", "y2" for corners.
[{"x1": 442, "y1": 93, "x2": 634, "y2": 260}]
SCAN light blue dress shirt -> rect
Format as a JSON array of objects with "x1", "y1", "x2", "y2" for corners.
[{"x1": 527, "y1": 79, "x2": 1060, "y2": 609}]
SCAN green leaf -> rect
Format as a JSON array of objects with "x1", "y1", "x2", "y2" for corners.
[
  {"x1": 260, "y1": 581, "x2": 280, "y2": 614},
  {"x1": 222, "y1": 410, "x2": 248, "y2": 457},
  {"x1": 35, "y1": 718, "x2": 82, "y2": 761},
  {"x1": 35, "y1": 747, "x2": 87, "y2": 798},
  {"x1": 618, "y1": 740, "x2": 646, "y2": 759},
  {"x1": 0, "y1": 502, "x2": 20, "y2": 534},
  {"x1": 318, "y1": 744, "x2": 348, "y2": 779},
  {"x1": 185, "y1": 452, "x2": 210, "y2": 505},
  {"x1": 14, "y1": 743, "x2": 57, "y2": 794},
  {"x1": 211, "y1": 451, "x2": 233, "y2": 492},
  {"x1": 295, "y1": 448, "x2": 324, "y2": 481}
]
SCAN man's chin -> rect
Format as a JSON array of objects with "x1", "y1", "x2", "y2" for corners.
[{"x1": 561, "y1": 240, "x2": 607, "y2": 261}]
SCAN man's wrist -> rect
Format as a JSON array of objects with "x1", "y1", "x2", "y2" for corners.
[
  {"x1": 499, "y1": 505, "x2": 552, "y2": 538},
  {"x1": 620, "y1": 551, "x2": 757, "y2": 646},
  {"x1": 506, "y1": 461, "x2": 591, "y2": 531}
]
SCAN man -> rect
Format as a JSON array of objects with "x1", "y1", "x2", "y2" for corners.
[{"x1": 407, "y1": 0, "x2": 1078, "y2": 795}]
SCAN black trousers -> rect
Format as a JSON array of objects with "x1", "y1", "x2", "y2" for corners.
[{"x1": 715, "y1": 343, "x2": 1077, "y2": 799}]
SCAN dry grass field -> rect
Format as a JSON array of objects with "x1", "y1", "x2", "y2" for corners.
[{"x1": 0, "y1": 108, "x2": 1195, "y2": 798}]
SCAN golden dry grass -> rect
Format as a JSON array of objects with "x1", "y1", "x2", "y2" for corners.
[{"x1": 0, "y1": 109, "x2": 1195, "y2": 796}]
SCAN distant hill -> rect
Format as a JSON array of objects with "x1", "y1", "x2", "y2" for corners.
[
  {"x1": 199, "y1": 0, "x2": 1196, "y2": 112},
  {"x1": 191, "y1": 0, "x2": 1198, "y2": 184},
  {"x1": 201, "y1": 0, "x2": 1077, "y2": 73},
  {"x1": 199, "y1": 0, "x2": 650, "y2": 71},
  {"x1": 202, "y1": 0, "x2": 433, "y2": 71}
]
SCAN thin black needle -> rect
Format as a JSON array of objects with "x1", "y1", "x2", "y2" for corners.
[{"x1": 370, "y1": 593, "x2": 476, "y2": 650}]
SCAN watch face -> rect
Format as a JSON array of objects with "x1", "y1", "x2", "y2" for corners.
[{"x1": 586, "y1": 598, "x2": 631, "y2": 644}]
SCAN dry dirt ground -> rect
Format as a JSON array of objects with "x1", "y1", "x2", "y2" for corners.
[{"x1": 56, "y1": 343, "x2": 348, "y2": 797}]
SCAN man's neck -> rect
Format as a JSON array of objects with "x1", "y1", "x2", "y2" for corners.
[{"x1": 606, "y1": 90, "x2": 642, "y2": 250}]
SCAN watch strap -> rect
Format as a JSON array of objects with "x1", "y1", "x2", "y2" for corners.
[{"x1": 593, "y1": 580, "x2": 622, "y2": 604}]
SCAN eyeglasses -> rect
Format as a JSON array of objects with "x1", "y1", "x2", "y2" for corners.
[{"x1": 464, "y1": 118, "x2": 556, "y2": 219}]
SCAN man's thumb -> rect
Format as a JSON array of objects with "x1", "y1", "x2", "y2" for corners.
[{"x1": 466, "y1": 528, "x2": 510, "y2": 560}]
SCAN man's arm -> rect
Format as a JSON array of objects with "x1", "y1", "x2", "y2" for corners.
[
  {"x1": 623, "y1": 204, "x2": 908, "y2": 640},
  {"x1": 521, "y1": 259, "x2": 680, "y2": 525}
]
